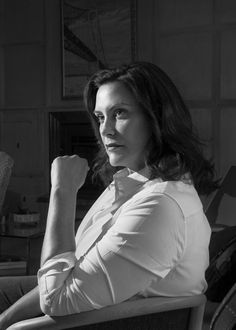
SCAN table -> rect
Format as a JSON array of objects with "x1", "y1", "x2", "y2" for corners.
[{"x1": 0, "y1": 223, "x2": 45, "y2": 275}]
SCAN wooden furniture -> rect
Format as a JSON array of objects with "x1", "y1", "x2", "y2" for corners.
[
  {"x1": 0, "y1": 223, "x2": 44, "y2": 275},
  {"x1": 0, "y1": 151, "x2": 14, "y2": 215},
  {"x1": 7, "y1": 294, "x2": 206, "y2": 330}
]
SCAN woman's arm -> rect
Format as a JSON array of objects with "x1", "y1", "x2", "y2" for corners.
[
  {"x1": 0, "y1": 156, "x2": 89, "y2": 329},
  {"x1": 40, "y1": 155, "x2": 89, "y2": 266},
  {"x1": 38, "y1": 194, "x2": 186, "y2": 316}
]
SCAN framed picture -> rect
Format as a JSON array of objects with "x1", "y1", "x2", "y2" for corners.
[{"x1": 61, "y1": 0, "x2": 137, "y2": 99}]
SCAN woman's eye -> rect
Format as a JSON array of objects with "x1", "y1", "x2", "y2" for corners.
[
  {"x1": 115, "y1": 109, "x2": 126, "y2": 118},
  {"x1": 95, "y1": 114, "x2": 104, "y2": 123}
]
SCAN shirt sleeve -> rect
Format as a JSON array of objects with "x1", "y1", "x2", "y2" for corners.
[{"x1": 38, "y1": 193, "x2": 186, "y2": 316}]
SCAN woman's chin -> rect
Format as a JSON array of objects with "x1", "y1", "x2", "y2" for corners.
[
  {"x1": 108, "y1": 156, "x2": 124, "y2": 168},
  {"x1": 109, "y1": 161, "x2": 122, "y2": 168}
]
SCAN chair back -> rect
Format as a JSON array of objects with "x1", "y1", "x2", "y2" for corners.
[
  {"x1": 7, "y1": 294, "x2": 206, "y2": 330},
  {"x1": 206, "y1": 234, "x2": 236, "y2": 302},
  {"x1": 210, "y1": 282, "x2": 236, "y2": 330},
  {"x1": 204, "y1": 166, "x2": 236, "y2": 302},
  {"x1": 205, "y1": 165, "x2": 236, "y2": 228}
]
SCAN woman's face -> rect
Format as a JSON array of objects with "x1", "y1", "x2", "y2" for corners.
[{"x1": 94, "y1": 81, "x2": 151, "y2": 171}]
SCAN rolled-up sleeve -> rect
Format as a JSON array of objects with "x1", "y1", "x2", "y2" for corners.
[{"x1": 38, "y1": 193, "x2": 185, "y2": 316}]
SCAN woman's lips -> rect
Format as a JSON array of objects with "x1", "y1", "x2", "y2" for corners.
[{"x1": 106, "y1": 143, "x2": 123, "y2": 151}]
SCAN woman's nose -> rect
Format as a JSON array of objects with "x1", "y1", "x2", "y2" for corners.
[{"x1": 100, "y1": 118, "x2": 115, "y2": 136}]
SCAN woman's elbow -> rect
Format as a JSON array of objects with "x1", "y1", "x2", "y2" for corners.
[
  {"x1": 39, "y1": 292, "x2": 68, "y2": 316},
  {"x1": 39, "y1": 297, "x2": 55, "y2": 316}
]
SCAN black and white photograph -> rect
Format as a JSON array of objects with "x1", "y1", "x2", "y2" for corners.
[{"x1": 0, "y1": 1, "x2": 235, "y2": 329}]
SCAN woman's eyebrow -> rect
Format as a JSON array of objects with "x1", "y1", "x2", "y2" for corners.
[{"x1": 94, "y1": 102, "x2": 133, "y2": 113}]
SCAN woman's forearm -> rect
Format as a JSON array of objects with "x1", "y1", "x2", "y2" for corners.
[
  {"x1": 40, "y1": 187, "x2": 77, "y2": 266},
  {"x1": 40, "y1": 156, "x2": 89, "y2": 266}
]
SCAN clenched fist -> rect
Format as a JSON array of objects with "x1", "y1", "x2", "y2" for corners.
[{"x1": 51, "y1": 155, "x2": 89, "y2": 193}]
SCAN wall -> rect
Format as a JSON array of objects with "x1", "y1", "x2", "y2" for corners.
[
  {"x1": 0, "y1": 0, "x2": 85, "y2": 215},
  {"x1": 137, "y1": 0, "x2": 236, "y2": 178},
  {"x1": 0, "y1": 0, "x2": 236, "y2": 216}
]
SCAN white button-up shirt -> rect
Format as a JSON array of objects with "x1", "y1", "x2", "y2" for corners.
[{"x1": 38, "y1": 168, "x2": 211, "y2": 315}]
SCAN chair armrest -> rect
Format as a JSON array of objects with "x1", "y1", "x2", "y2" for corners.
[{"x1": 7, "y1": 294, "x2": 206, "y2": 330}]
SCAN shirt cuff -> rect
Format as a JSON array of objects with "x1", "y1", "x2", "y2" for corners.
[
  {"x1": 37, "y1": 251, "x2": 76, "y2": 313},
  {"x1": 39, "y1": 251, "x2": 76, "y2": 272}
]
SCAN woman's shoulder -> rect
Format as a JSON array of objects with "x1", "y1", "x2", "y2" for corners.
[{"x1": 131, "y1": 178, "x2": 203, "y2": 218}]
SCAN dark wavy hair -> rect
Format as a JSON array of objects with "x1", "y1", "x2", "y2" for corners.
[{"x1": 83, "y1": 61, "x2": 218, "y2": 195}]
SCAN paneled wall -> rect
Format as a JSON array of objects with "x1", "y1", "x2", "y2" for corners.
[
  {"x1": 0, "y1": 0, "x2": 236, "y2": 215},
  {"x1": 0, "y1": 0, "x2": 84, "y2": 214},
  {"x1": 0, "y1": 0, "x2": 48, "y2": 213},
  {"x1": 139, "y1": 0, "x2": 236, "y2": 177}
]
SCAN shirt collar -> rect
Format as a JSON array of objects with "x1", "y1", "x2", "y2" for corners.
[{"x1": 112, "y1": 167, "x2": 151, "y2": 200}]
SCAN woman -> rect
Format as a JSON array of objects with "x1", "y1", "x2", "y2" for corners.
[{"x1": 0, "y1": 62, "x2": 217, "y2": 328}]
